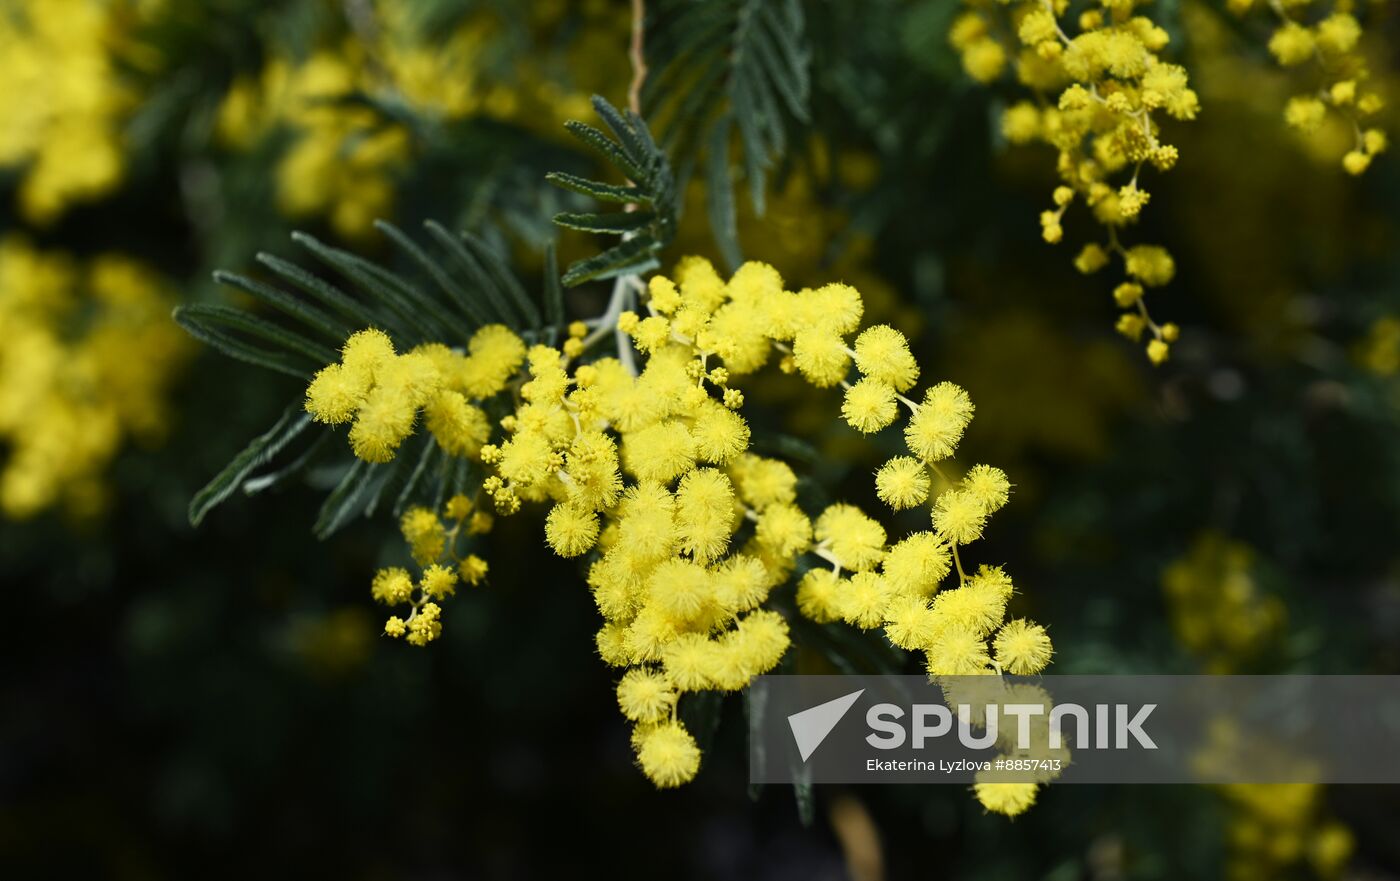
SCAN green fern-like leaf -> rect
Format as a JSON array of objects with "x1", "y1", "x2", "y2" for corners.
[
  {"x1": 181, "y1": 221, "x2": 554, "y2": 534},
  {"x1": 642, "y1": 0, "x2": 812, "y2": 268},
  {"x1": 546, "y1": 95, "x2": 678, "y2": 286}
]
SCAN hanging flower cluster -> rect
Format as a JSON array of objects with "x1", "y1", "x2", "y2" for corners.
[
  {"x1": 1233, "y1": 0, "x2": 1388, "y2": 174},
  {"x1": 299, "y1": 257, "x2": 1051, "y2": 813},
  {"x1": 951, "y1": 0, "x2": 1196, "y2": 364}
]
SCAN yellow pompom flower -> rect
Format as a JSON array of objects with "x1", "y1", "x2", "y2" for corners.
[
  {"x1": 1124, "y1": 245, "x2": 1175, "y2": 287},
  {"x1": 420, "y1": 564, "x2": 458, "y2": 600},
  {"x1": 462, "y1": 324, "x2": 527, "y2": 397},
  {"x1": 974, "y1": 781, "x2": 1039, "y2": 817},
  {"x1": 932, "y1": 490, "x2": 987, "y2": 545},
  {"x1": 905, "y1": 382, "x2": 974, "y2": 462},
  {"x1": 348, "y1": 386, "x2": 419, "y2": 462},
  {"x1": 1146, "y1": 339, "x2": 1170, "y2": 365},
  {"x1": 962, "y1": 38, "x2": 1008, "y2": 82},
  {"x1": 616, "y1": 668, "x2": 677, "y2": 723},
  {"x1": 1269, "y1": 22, "x2": 1315, "y2": 65},
  {"x1": 634, "y1": 721, "x2": 702, "y2": 788},
  {"x1": 875, "y1": 457, "x2": 931, "y2": 510},
  {"x1": 400, "y1": 506, "x2": 446, "y2": 564},
  {"x1": 791, "y1": 328, "x2": 850, "y2": 387},
  {"x1": 1314, "y1": 13, "x2": 1360, "y2": 55},
  {"x1": 968, "y1": 565, "x2": 1015, "y2": 603},
  {"x1": 405, "y1": 602, "x2": 443, "y2": 646},
  {"x1": 661, "y1": 632, "x2": 720, "y2": 691},
  {"x1": 964, "y1": 464, "x2": 1010, "y2": 514},
  {"x1": 993, "y1": 619, "x2": 1054, "y2": 674},
  {"x1": 709, "y1": 610, "x2": 790, "y2": 690},
  {"x1": 459, "y1": 554, "x2": 489, "y2": 586},
  {"x1": 597, "y1": 623, "x2": 631, "y2": 666},
  {"x1": 371, "y1": 567, "x2": 414, "y2": 604},
  {"x1": 648, "y1": 558, "x2": 716, "y2": 624},
  {"x1": 648, "y1": 275, "x2": 682, "y2": 313},
  {"x1": 853, "y1": 325, "x2": 919, "y2": 391},
  {"x1": 497, "y1": 430, "x2": 554, "y2": 488},
  {"x1": 729, "y1": 454, "x2": 797, "y2": 509},
  {"x1": 625, "y1": 421, "x2": 697, "y2": 483},
  {"x1": 305, "y1": 363, "x2": 370, "y2": 424},
  {"x1": 841, "y1": 378, "x2": 898, "y2": 434},
  {"x1": 714, "y1": 555, "x2": 771, "y2": 612},
  {"x1": 882, "y1": 532, "x2": 951, "y2": 596},
  {"x1": 932, "y1": 581, "x2": 1008, "y2": 636},
  {"x1": 424, "y1": 391, "x2": 490, "y2": 457},
  {"x1": 842, "y1": 571, "x2": 893, "y2": 628},
  {"x1": 342, "y1": 328, "x2": 396, "y2": 376},
  {"x1": 545, "y1": 503, "x2": 601, "y2": 557},
  {"x1": 1285, "y1": 96, "x2": 1327, "y2": 132},
  {"x1": 926, "y1": 625, "x2": 992, "y2": 676},
  {"x1": 755, "y1": 503, "x2": 814, "y2": 558},
  {"x1": 883, "y1": 596, "x2": 938, "y2": 650},
  {"x1": 797, "y1": 568, "x2": 845, "y2": 623},
  {"x1": 1074, "y1": 244, "x2": 1109, "y2": 274},
  {"x1": 690, "y1": 400, "x2": 750, "y2": 463},
  {"x1": 676, "y1": 468, "x2": 737, "y2": 563},
  {"x1": 808, "y1": 283, "x2": 864, "y2": 335},
  {"x1": 816, "y1": 503, "x2": 888, "y2": 571},
  {"x1": 1002, "y1": 102, "x2": 1041, "y2": 143}
]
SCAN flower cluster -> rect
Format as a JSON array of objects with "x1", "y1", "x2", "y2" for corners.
[
  {"x1": 1165, "y1": 537, "x2": 1353, "y2": 877},
  {"x1": 215, "y1": 48, "x2": 412, "y2": 240},
  {"x1": 375, "y1": 499, "x2": 491, "y2": 646},
  {"x1": 304, "y1": 323, "x2": 525, "y2": 643},
  {"x1": 0, "y1": 239, "x2": 188, "y2": 518},
  {"x1": 1162, "y1": 532, "x2": 1285, "y2": 674},
  {"x1": 0, "y1": 0, "x2": 139, "y2": 222},
  {"x1": 1234, "y1": 0, "x2": 1388, "y2": 175},
  {"x1": 1355, "y1": 315, "x2": 1400, "y2": 377},
  {"x1": 299, "y1": 257, "x2": 1052, "y2": 813},
  {"x1": 215, "y1": 6, "x2": 617, "y2": 239},
  {"x1": 306, "y1": 326, "x2": 521, "y2": 463},
  {"x1": 1218, "y1": 783, "x2": 1353, "y2": 881},
  {"x1": 951, "y1": 0, "x2": 1197, "y2": 364}
]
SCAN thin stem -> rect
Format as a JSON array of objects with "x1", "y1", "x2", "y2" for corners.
[
  {"x1": 581, "y1": 275, "x2": 630, "y2": 350},
  {"x1": 616, "y1": 285, "x2": 639, "y2": 376},
  {"x1": 628, "y1": 0, "x2": 649, "y2": 116}
]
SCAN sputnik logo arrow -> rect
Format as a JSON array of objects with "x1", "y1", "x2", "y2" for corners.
[{"x1": 787, "y1": 689, "x2": 865, "y2": 762}]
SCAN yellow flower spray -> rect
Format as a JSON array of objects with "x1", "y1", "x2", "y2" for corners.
[
  {"x1": 1164, "y1": 533, "x2": 1353, "y2": 878},
  {"x1": 300, "y1": 257, "x2": 1051, "y2": 813},
  {"x1": 952, "y1": 0, "x2": 1196, "y2": 364},
  {"x1": 1237, "y1": 0, "x2": 1389, "y2": 174}
]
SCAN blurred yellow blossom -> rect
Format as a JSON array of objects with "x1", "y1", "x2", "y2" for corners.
[
  {"x1": 1162, "y1": 532, "x2": 1284, "y2": 674},
  {"x1": 0, "y1": 238, "x2": 187, "y2": 518},
  {"x1": 0, "y1": 0, "x2": 138, "y2": 222},
  {"x1": 1241, "y1": 1, "x2": 1389, "y2": 175}
]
